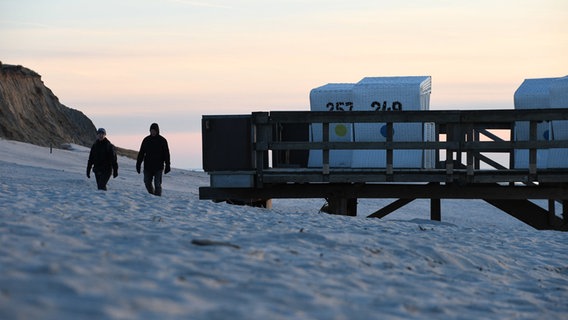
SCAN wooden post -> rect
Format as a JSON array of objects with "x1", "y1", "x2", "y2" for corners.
[
  {"x1": 455, "y1": 125, "x2": 463, "y2": 166},
  {"x1": 435, "y1": 123, "x2": 441, "y2": 168},
  {"x1": 548, "y1": 199, "x2": 556, "y2": 226},
  {"x1": 474, "y1": 129, "x2": 481, "y2": 170},
  {"x1": 322, "y1": 122, "x2": 330, "y2": 175},
  {"x1": 431, "y1": 198, "x2": 441, "y2": 221},
  {"x1": 563, "y1": 200, "x2": 568, "y2": 224},
  {"x1": 263, "y1": 199, "x2": 273, "y2": 209},
  {"x1": 386, "y1": 122, "x2": 393, "y2": 176},
  {"x1": 509, "y1": 123, "x2": 515, "y2": 186},
  {"x1": 431, "y1": 182, "x2": 441, "y2": 221},
  {"x1": 466, "y1": 124, "x2": 474, "y2": 178},
  {"x1": 529, "y1": 120, "x2": 537, "y2": 176},
  {"x1": 445, "y1": 124, "x2": 454, "y2": 182},
  {"x1": 253, "y1": 112, "x2": 270, "y2": 188}
]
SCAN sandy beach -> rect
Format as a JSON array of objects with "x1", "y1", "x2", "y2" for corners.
[{"x1": 0, "y1": 139, "x2": 566, "y2": 319}]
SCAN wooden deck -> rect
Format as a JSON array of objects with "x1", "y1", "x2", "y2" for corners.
[{"x1": 200, "y1": 109, "x2": 568, "y2": 231}]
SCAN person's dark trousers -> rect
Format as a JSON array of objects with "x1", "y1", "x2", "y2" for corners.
[
  {"x1": 143, "y1": 169, "x2": 163, "y2": 196},
  {"x1": 94, "y1": 170, "x2": 112, "y2": 191}
]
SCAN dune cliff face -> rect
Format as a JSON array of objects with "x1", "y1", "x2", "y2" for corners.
[{"x1": 0, "y1": 63, "x2": 97, "y2": 148}]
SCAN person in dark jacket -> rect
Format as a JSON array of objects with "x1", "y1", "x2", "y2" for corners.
[
  {"x1": 136, "y1": 123, "x2": 171, "y2": 196},
  {"x1": 87, "y1": 128, "x2": 118, "y2": 190}
]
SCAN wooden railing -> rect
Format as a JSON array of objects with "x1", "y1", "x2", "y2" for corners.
[{"x1": 249, "y1": 109, "x2": 568, "y2": 185}]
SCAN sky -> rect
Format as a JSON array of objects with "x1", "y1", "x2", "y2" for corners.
[{"x1": 1, "y1": 0, "x2": 567, "y2": 169}]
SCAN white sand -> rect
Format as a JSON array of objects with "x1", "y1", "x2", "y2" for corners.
[{"x1": 0, "y1": 139, "x2": 566, "y2": 319}]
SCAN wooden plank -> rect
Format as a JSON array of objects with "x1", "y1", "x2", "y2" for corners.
[
  {"x1": 255, "y1": 168, "x2": 568, "y2": 184},
  {"x1": 265, "y1": 140, "x2": 568, "y2": 152},
  {"x1": 267, "y1": 110, "x2": 462, "y2": 123},
  {"x1": 199, "y1": 183, "x2": 568, "y2": 200},
  {"x1": 463, "y1": 140, "x2": 568, "y2": 151},
  {"x1": 266, "y1": 109, "x2": 568, "y2": 124},
  {"x1": 472, "y1": 152, "x2": 507, "y2": 170},
  {"x1": 269, "y1": 141, "x2": 457, "y2": 150},
  {"x1": 475, "y1": 128, "x2": 506, "y2": 142}
]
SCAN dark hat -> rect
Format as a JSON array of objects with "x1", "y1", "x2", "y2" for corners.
[
  {"x1": 150, "y1": 123, "x2": 159, "y2": 134},
  {"x1": 97, "y1": 128, "x2": 106, "y2": 135}
]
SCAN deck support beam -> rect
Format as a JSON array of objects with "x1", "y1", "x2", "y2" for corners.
[{"x1": 367, "y1": 198, "x2": 414, "y2": 219}]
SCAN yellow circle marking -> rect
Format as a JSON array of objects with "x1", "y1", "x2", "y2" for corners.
[{"x1": 334, "y1": 124, "x2": 348, "y2": 137}]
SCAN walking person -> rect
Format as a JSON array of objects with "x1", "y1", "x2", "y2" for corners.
[
  {"x1": 86, "y1": 128, "x2": 118, "y2": 190},
  {"x1": 136, "y1": 123, "x2": 171, "y2": 196}
]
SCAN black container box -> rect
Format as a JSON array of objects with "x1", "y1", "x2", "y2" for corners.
[{"x1": 202, "y1": 115, "x2": 255, "y2": 171}]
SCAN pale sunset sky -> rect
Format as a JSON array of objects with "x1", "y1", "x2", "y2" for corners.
[{"x1": 2, "y1": 0, "x2": 567, "y2": 169}]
